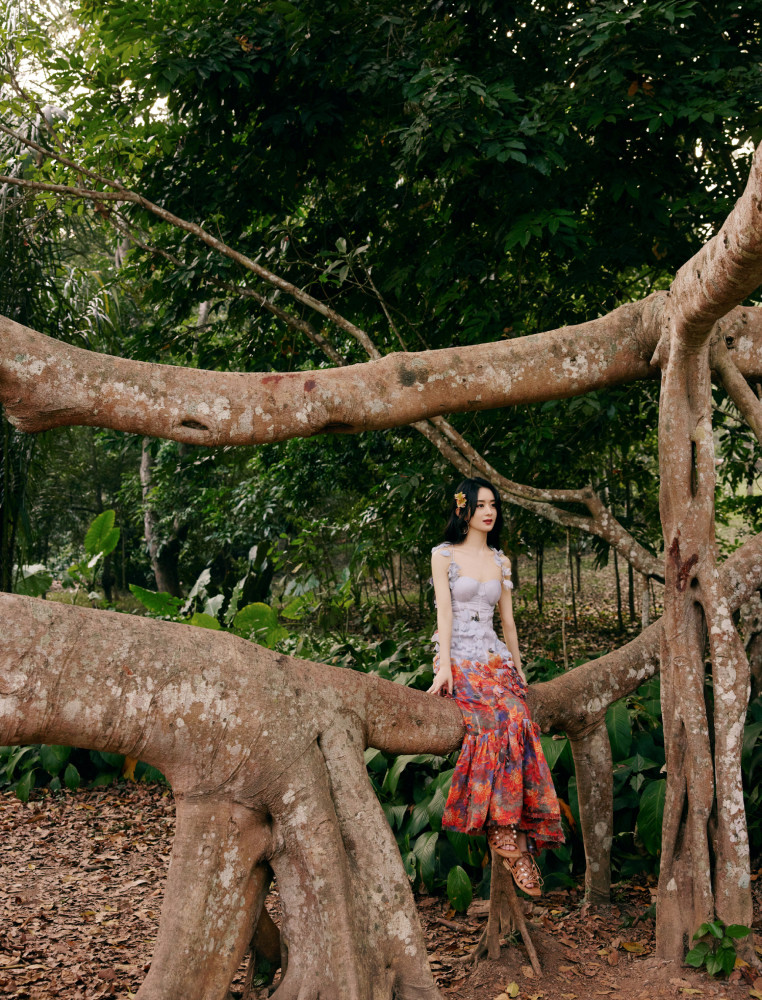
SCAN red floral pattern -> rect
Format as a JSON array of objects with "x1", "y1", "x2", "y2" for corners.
[{"x1": 441, "y1": 653, "x2": 564, "y2": 852}]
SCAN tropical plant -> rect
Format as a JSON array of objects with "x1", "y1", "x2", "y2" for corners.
[{"x1": 684, "y1": 919, "x2": 751, "y2": 978}]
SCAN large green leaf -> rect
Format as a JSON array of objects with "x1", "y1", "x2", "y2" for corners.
[
  {"x1": 15, "y1": 564, "x2": 53, "y2": 597},
  {"x1": 381, "y1": 802, "x2": 408, "y2": 830},
  {"x1": 606, "y1": 701, "x2": 632, "y2": 761},
  {"x1": 540, "y1": 734, "x2": 569, "y2": 771},
  {"x1": 724, "y1": 924, "x2": 752, "y2": 939},
  {"x1": 129, "y1": 584, "x2": 184, "y2": 616},
  {"x1": 84, "y1": 509, "x2": 120, "y2": 558},
  {"x1": 382, "y1": 754, "x2": 440, "y2": 796},
  {"x1": 64, "y1": 764, "x2": 81, "y2": 791},
  {"x1": 363, "y1": 748, "x2": 387, "y2": 772},
  {"x1": 234, "y1": 602, "x2": 278, "y2": 637},
  {"x1": 39, "y1": 744, "x2": 71, "y2": 776},
  {"x1": 617, "y1": 753, "x2": 661, "y2": 774},
  {"x1": 188, "y1": 612, "x2": 222, "y2": 630},
  {"x1": 15, "y1": 769, "x2": 35, "y2": 802},
  {"x1": 413, "y1": 831, "x2": 439, "y2": 889},
  {"x1": 636, "y1": 778, "x2": 666, "y2": 856},
  {"x1": 446, "y1": 865, "x2": 473, "y2": 912},
  {"x1": 446, "y1": 830, "x2": 486, "y2": 868}
]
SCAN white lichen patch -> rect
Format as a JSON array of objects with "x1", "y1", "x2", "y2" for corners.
[
  {"x1": 388, "y1": 909, "x2": 417, "y2": 957},
  {"x1": 561, "y1": 352, "x2": 590, "y2": 381},
  {"x1": 218, "y1": 846, "x2": 240, "y2": 889},
  {"x1": 212, "y1": 396, "x2": 231, "y2": 421}
]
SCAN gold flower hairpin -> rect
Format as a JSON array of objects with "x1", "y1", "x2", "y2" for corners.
[{"x1": 454, "y1": 491, "x2": 467, "y2": 513}]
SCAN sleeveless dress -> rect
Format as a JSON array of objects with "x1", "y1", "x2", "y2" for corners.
[{"x1": 432, "y1": 543, "x2": 564, "y2": 852}]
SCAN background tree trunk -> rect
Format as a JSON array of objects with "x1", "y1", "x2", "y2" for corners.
[{"x1": 139, "y1": 437, "x2": 183, "y2": 597}]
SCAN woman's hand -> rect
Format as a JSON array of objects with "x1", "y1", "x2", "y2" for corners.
[{"x1": 428, "y1": 664, "x2": 453, "y2": 696}]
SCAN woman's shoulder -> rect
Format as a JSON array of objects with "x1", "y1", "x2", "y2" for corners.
[
  {"x1": 431, "y1": 542, "x2": 454, "y2": 558},
  {"x1": 491, "y1": 547, "x2": 513, "y2": 588}
]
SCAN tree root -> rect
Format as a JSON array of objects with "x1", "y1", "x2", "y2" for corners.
[{"x1": 469, "y1": 847, "x2": 541, "y2": 976}]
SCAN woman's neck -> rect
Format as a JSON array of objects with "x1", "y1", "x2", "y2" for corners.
[{"x1": 459, "y1": 531, "x2": 489, "y2": 552}]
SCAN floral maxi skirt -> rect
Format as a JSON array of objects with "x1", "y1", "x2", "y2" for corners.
[{"x1": 442, "y1": 653, "x2": 565, "y2": 852}]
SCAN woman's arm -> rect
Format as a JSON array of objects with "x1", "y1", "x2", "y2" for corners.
[
  {"x1": 498, "y1": 558, "x2": 526, "y2": 684},
  {"x1": 428, "y1": 551, "x2": 454, "y2": 696}
]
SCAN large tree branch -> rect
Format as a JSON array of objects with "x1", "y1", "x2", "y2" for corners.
[
  {"x1": 0, "y1": 301, "x2": 661, "y2": 442},
  {"x1": 666, "y1": 144, "x2": 762, "y2": 348}
]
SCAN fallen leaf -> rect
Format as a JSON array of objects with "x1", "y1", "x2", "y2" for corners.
[
  {"x1": 622, "y1": 941, "x2": 647, "y2": 954},
  {"x1": 606, "y1": 952, "x2": 619, "y2": 966},
  {"x1": 507, "y1": 985, "x2": 520, "y2": 999},
  {"x1": 521, "y1": 965, "x2": 535, "y2": 979}
]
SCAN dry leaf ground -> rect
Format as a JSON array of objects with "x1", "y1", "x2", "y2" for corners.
[{"x1": 2, "y1": 784, "x2": 761, "y2": 1000}]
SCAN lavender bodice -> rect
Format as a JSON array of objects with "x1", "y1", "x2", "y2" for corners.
[{"x1": 432, "y1": 544, "x2": 514, "y2": 666}]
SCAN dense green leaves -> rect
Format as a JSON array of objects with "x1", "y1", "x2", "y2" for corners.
[{"x1": 685, "y1": 920, "x2": 751, "y2": 978}]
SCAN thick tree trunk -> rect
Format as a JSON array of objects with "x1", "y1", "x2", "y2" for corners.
[
  {"x1": 0, "y1": 593, "x2": 464, "y2": 1000},
  {"x1": 651, "y1": 143, "x2": 762, "y2": 962},
  {"x1": 5, "y1": 528, "x2": 762, "y2": 996}
]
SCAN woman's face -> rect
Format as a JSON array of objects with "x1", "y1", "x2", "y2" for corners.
[{"x1": 468, "y1": 487, "x2": 497, "y2": 535}]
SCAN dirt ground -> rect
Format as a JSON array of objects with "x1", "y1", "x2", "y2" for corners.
[{"x1": 2, "y1": 785, "x2": 761, "y2": 1000}]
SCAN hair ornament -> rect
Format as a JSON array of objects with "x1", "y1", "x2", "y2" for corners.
[{"x1": 454, "y1": 491, "x2": 467, "y2": 513}]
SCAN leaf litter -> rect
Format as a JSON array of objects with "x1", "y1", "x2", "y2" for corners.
[{"x1": 2, "y1": 784, "x2": 762, "y2": 1000}]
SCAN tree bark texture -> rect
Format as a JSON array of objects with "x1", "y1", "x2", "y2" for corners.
[
  {"x1": 652, "y1": 144, "x2": 762, "y2": 960},
  {"x1": 4, "y1": 301, "x2": 762, "y2": 447},
  {"x1": 4, "y1": 525, "x2": 762, "y2": 995},
  {"x1": 0, "y1": 301, "x2": 658, "y2": 443},
  {"x1": 0, "y1": 593, "x2": 464, "y2": 1000}
]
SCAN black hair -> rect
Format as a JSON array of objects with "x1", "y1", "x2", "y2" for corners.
[{"x1": 443, "y1": 476, "x2": 503, "y2": 549}]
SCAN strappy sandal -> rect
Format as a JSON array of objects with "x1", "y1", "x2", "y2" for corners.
[
  {"x1": 503, "y1": 851, "x2": 543, "y2": 898},
  {"x1": 487, "y1": 824, "x2": 521, "y2": 859}
]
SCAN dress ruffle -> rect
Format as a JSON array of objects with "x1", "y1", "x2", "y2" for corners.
[{"x1": 440, "y1": 654, "x2": 564, "y2": 852}]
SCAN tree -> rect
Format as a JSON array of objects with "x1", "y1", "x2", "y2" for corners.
[
  {"x1": 3, "y1": 141, "x2": 762, "y2": 996},
  {"x1": 5, "y1": 2, "x2": 762, "y2": 995}
]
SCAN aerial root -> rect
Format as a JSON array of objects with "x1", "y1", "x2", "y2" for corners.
[{"x1": 470, "y1": 846, "x2": 541, "y2": 977}]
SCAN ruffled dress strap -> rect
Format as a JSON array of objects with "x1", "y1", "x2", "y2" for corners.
[
  {"x1": 432, "y1": 542, "x2": 459, "y2": 586},
  {"x1": 491, "y1": 547, "x2": 513, "y2": 590}
]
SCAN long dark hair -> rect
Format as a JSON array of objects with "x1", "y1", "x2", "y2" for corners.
[{"x1": 443, "y1": 477, "x2": 503, "y2": 549}]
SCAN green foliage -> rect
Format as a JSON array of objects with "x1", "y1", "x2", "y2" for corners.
[
  {"x1": 66, "y1": 509, "x2": 121, "y2": 600},
  {"x1": 0, "y1": 743, "x2": 165, "y2": 798},
  {"x1": 14, "y1": 563, "x2": 53, "y2": 597},
  {"x1": 685, "y1": 919, "x2": 751, "y2": 978},
  {"x1": 446, "y1": 865, "x2": 473, "y2": 913}
]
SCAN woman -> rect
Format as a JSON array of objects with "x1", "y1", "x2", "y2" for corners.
[{"x1": 429, "y1": 476, "x2": 564, "y2": 896}]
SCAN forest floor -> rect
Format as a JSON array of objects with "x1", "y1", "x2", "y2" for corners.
[
  {"x1": 2, "y1": 784, "x2": 762, "y2": 1000},
  {"x1": 3, "y1": 551, "x2": 756, "y2": 1000}
]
